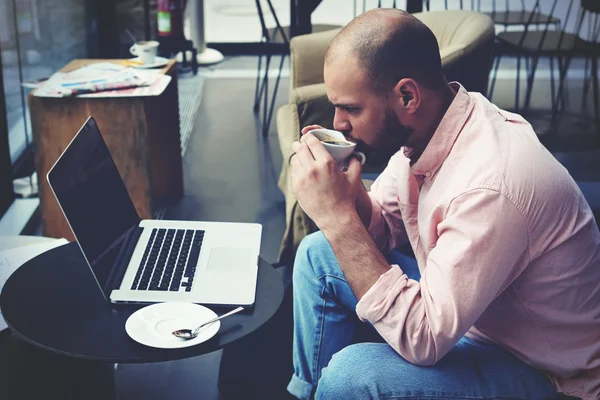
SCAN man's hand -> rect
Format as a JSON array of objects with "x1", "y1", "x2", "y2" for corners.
[
  {"x1": 290, "y1": 133, "x2": 363, "y2": 229},
  {"x1": 300, "y1": 124, "x2": 324, "y2": 136},
  {"x1": 297, "y1": 125, "x2": 373, "y2": 228},
  {"x1": 293, "y1": 128, "x2": 389, "y2": 301}
]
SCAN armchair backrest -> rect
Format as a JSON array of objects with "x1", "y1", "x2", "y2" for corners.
[
  {"x1": 288, "y1": 10, "x2": 495, "y2": 99},
  {"x1": 289, "y1": 28, "x2": 340, "y2": 101}
]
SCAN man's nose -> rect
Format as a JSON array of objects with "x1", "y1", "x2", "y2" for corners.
[{"x1": 333, "y1": 111, "x2": 350, "y2": 133}]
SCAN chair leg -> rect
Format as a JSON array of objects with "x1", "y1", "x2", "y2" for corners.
[
  {"x1": 549, "y1": 56, "x2": 557, "y2": 118},
  {"x1": 488, "y1": 54, "x2": 502, "y2": 101},
  {"x1": 262, "y1": 54, "x2": 271, "y2": 136},
  {"x1": 263, "y1": 54, "x2": 286, "y2": 138},
  {"x1": 255, "y1": 59, "x2": 270, "y2": 115},
  {"x1": 584, "y1": 55, "x2": 591, "y2": 97},
  {"x1": 592, "y1": 56, "x2": 599, "y2": 137},
  {"x1": 253, "y1": 54, "x2": 264, "y2": 113},
  {"x1": 523, "y1": 54, "x2": 541, "y2": 116},
  {"x1": 556, "y1": 54, "x2": 574, "y2": 116},
  {"x1": 556, "y1": 56, "x2": 566, "y2": 112},
  {"x1": 553, "y1": 54, "x2": 575, "y2": 133},
  {"x1": 515, "y1": 54, "x2": 522, "y2": 111},
  {"x1": 584, "y1": 55, "x2": 593, "y2": 101},
  {"x1": 564, "y1": 71, "x2": 571, "y2": 111}
]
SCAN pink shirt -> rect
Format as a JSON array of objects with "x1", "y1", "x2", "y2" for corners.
[{"x1": 356, "y1": 83, "x2": 600, "y2": 399}]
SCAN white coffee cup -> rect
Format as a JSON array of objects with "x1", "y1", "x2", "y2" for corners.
[
  {"x1": 129, "y1": 40, "x2": 159, "y2": 65},
  {"x1": 307, "y1": 128, "x2": 366, "y2": 168}
]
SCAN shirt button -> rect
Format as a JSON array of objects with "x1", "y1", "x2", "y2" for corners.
[{"x1": 425, "y1": 171, "x2": 431, "y2": 177}]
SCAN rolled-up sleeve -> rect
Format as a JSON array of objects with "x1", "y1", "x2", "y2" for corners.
[{"x1": 357, "y1": 188, "x2": 530, "y2": 366}]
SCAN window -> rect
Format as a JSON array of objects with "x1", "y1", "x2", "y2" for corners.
[{"x1": 0, "y1": 0, "x2": 104, "y2": 226}]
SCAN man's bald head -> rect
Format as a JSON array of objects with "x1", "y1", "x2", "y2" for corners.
[{"x1": 325, "y1": 9, "x2": 444, "y2": 93}]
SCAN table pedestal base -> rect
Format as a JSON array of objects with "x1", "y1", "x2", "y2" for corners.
[{"x1": 0, "y1": 332, "x2": 116, "y2": 399}]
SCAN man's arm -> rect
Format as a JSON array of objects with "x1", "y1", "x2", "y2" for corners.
[
  {"x1": 355, "y1": 183, "x2": 372, "y2": 228},
  {"x1": 290, "y1": 134, "x2": 529, "y2": 366},
  {"x1": 324, "y1": 189, "x2": 529, "y2": 366},
  {"x1": 322, "y1": 210, "x2": 390, "y2": 299}
]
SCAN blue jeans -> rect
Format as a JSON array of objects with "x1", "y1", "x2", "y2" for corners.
[{"x1": 287, "y1": 232, "x2": 561, "y2": 400}]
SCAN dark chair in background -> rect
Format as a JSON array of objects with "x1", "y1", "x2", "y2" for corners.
[
  {"x1": 481, "y1": 0, "x2": 561, "y2": 105},
  {"x1": 489, "y1": 0, "x2": 567, "y2": 113},
  {"x1": 253, "y1": 0, "x2": 289, "y2": 138},
  {"x1": 423, "y1": 1, "x2": 562, "y2": 109},
  {"x1": 581, "y1": 0, "x2": 600, "y2": 108},
  {"x1": 252, "y1": 0, "x2": 341, "y2": 137},
  {"x1": 552, "y1": 0, "x2": 600, "y2": 138},
  {"x1": 482, "y1": 0, "x2": 560, "y2": 28},
  {"x1": 490, "y1": 0, "x2": 599, "y2": 143},
  {"x1": 424, "y1": 0, "x2": 560, "y2": 27}
]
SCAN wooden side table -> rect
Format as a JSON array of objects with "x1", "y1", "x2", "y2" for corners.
[{"x1": 29, "y1": 59, "x2": 183, "y2": 240}]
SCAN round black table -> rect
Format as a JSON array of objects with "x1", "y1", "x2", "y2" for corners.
[{"x1": 0, "y1": 242, "x2": 284, "y2": 398}]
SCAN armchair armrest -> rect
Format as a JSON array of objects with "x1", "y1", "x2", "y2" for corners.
[
  {"x1": 276, "y1": 83, "x2": 334, "y2": 265},
  {"x1": 276, "y1": 83, "x2": 333, "y2": 193}
]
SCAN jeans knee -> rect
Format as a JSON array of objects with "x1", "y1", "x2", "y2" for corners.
[
  {"x1": 316, "y1": 344, "x2": 380, "y2": 400},
  {"x1": 297, "y1": 231, "x2": 330, "y2": 258},
  {"x1": 293, "y1": 231, "x2": 333, "y2": 283}
]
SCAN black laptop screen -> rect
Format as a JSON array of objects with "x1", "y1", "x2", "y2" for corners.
[{"x1": 47, "y1": 117, "x2": 140, "y2": 295}]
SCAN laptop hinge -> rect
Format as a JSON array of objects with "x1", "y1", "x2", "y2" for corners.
[{"x1": 107, "y1": 225, "x2": 143, "y2": 293}]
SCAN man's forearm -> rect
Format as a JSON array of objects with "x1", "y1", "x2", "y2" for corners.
[
  {"x1": 321, "y1": 212, "x2": 390, "y2": 300},
  {"x1": 355, "y1": 184, "x2": 373, "y2": 228}
]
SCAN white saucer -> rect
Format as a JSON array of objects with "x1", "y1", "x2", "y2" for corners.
[
  {"x1": 130, "y1": 56, "x2": 170, "y2": 69},
  {"x1": 125, "y1": 302, "x2": 220, "y2": 349}
]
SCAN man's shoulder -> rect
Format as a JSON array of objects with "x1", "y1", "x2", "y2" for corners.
[{"x1": 468, "y1": 92, "x2": 529, "y2": 123}]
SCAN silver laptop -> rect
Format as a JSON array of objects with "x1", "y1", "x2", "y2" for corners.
[{"x1": 47, "y1": 117, "x2": 262, "y2": 306}]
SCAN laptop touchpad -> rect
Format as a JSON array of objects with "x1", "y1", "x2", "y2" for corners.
[{"x1": 207, "y1": 247, "x2": 252, "y2": 271}]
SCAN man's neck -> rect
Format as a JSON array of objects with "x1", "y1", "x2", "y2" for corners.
[{"x1": 408, "y1": 84, "x2": 457, "y2": 164}]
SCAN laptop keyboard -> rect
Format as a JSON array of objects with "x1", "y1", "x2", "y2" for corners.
[{"x1": 131, "y1": 228, "x2": 204, "y2": 292}]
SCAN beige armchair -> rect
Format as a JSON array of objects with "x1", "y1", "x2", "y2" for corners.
[{"x1": 276, "y1": 10, "x2": 496, "y2": 265}]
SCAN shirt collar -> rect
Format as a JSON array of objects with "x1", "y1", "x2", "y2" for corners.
[{"x1": 408, "y1": 82, "x2": 474, "y2": 178}]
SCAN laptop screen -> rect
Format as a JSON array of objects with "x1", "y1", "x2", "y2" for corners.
[{"x1": 47, "y1": 117, "x2": 140, "y2": 296}]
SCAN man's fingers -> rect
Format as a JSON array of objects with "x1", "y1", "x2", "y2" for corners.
[
  {"x1": 301, "y1": 125, "x2": 324, "y2": 135},
  {"x1": 289, "y1": 154, "x2": 301, "y2": 193},
  {"x1": 289, "y1": 142, "x2": 298, "y2": 165},
  {"x1": 294, "y1": 140, "x2": 316, "y2": 165},
  {"x1": 290, "y1": 141, "x2": 302, "y2": 167},
  {"x1": 291, "y1": 140, "x2": 301, "y2": 153},
  {"x1": 304, "y1": 134, "x2": 334, "y2": 164},
  {"x1": 345, "y1": 157, "x2": 363, "y2": 182}
]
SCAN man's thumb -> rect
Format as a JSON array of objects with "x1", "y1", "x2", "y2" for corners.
[{"x1": 346, "y1": 157, "x2": 363, "y2": 182}]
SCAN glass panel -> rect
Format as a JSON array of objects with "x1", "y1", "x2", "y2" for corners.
[
  {"x1": 0, "y1": 50, "x2": 15, "y2": 218},
  {"x1": 1, "y1": 0, "x2": 91, "y2": 165}
]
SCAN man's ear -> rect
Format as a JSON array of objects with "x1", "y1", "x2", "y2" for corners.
[{"x1": 393, "y1": 78, "x2": 420, "y2": 114}]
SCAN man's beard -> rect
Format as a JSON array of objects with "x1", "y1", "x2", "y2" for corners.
[{"x1": 356, "y1": 108, "x2": 412, "y2": 167}]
